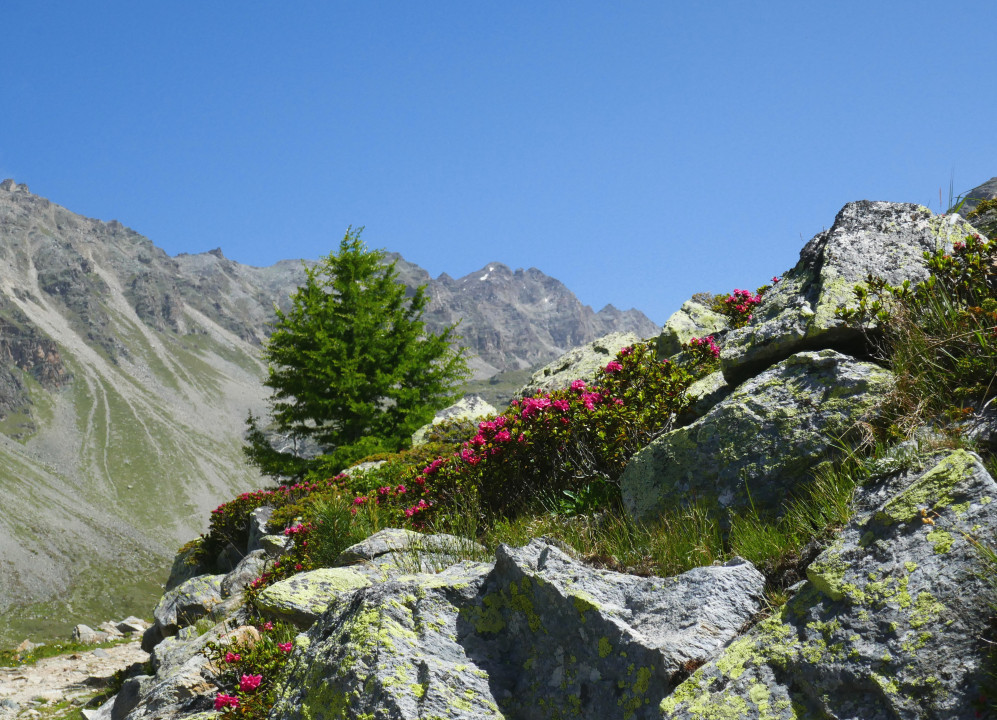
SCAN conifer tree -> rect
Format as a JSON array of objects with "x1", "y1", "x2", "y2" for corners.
[{"x1": 245, "y1": 227, "x2": 468, "y2": 477}]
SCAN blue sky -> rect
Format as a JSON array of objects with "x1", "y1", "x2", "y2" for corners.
[{"x1": 1, "y1": 2, "x2": 994, "y2": 324}]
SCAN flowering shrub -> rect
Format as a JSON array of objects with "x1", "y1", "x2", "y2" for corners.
[
  {"x1": 358, "y1": 340, "x2": 709, "y2": 521},
  {"x1": 205, "y1": 620, "x2": 297, "y2": 718},
  {"x1": 711, "y1": 286, "x2": 767, "y2": 328},
  {"x1": 196, "y1": 476, "x2": 348, "y2": 570}
]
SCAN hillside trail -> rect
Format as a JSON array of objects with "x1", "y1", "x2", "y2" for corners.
[{"x1": 0, "y1": 639, "x2": 147, "y2": 716}]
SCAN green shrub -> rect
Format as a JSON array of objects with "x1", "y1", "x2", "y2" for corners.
[
  {"x1": 195, "y1": 476, "x2": 348, "y2": 569},
  {"x1": 840, "y1": 231, "x2": 997, "y2": 439},
  {"x1": 356, "y1": 339, "x2": 710, "y2": 524},
  {"x1": 205, "y1": 619, "x2": 298, "y2": 717}
]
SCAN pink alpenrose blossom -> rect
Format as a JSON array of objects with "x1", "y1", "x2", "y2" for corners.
[
  {"x1": 214, "y1": 693, "x2": 239, "y2": 710},
  {"x1": 240, "y1": 673, "x2": 263, "y2": 692}
]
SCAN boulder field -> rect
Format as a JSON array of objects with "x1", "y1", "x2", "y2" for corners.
[{"x1": 92, "y1": 197, "x2": 997, "y2": 719}]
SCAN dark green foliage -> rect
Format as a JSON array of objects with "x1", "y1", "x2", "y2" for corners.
[{"x1": 245, "y1": 227, "x2": 469, "y2": 477}]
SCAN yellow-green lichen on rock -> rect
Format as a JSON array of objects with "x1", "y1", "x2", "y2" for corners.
[
  {"x1": 255, "y1": 567, "x2": 371, "y2": 628},
  {"x1": 621, "y1": 349, "x2": 892, "y2": 522}
]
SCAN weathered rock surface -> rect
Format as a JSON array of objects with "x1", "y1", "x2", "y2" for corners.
[
  {"x1": 255, "y1": 567, "x2": 372, "y2": 629},
  {"x1": 721, "y1": 201, "x2": 978, "y2": 383},
  {"x1": 622, "y1": 350, "x2": 893, "y2": 522},
  {"x1": 518, "y1": 331, "x2": 642, "y2": 396},
  {"x1": 656, "y1": 300, "x2": 729, "y2": 358},
  {"x1": 218, "y1": 550, "x2": 266, "y2": 598},
  {"x1": 662, "y1": 449, "x2": 997, "y2": 719},
  {"x1": 411, "y1": 395, "x2": 497, "y2": 446},
  {"x1": 270, "y1": 539, "x2": 766, "y2": 720},
  {"x1": 152, "y1": 575, "x2": 224, "y2": 639},
  {"x1": 335, "y1": 527, "x2": 486, "y2": 566}
]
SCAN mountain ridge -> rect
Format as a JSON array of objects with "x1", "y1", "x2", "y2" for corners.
[{"x1": 0, "y1": 179, "x2": 658, "y2": 643}]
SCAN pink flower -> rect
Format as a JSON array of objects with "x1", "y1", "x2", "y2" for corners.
[
  {"x1": 570, "y1": 379, "x2": 587, "y2": 391},
  {"x1": 214, "y1": 693, "x2": 239, "y2": 710},
  {"x1": 278, "y1": 642, "x2": 293, "y2": 652},
  {"x1": 772, "y1": 276, "x2": 781, "y2": 283},
  {"x1": 395, "y1": 484, "x2": 406, "y2": 494},
  {"x1": 620, "y1": 346, "x2": 633, "y2": 356},
  {"x1": 240, "y1": 673, "x2": 263, "y2": 692},
  {"x1": 224, "y1": 652, "x2": 241, "y2": 663},
  {"x1": 552, "y1": 399, "x2": 570, "y2": 412},
  {"x1": 294, "y1": 563, "x2": 303, "y2": 571},
  {"x1": 422, "y1": 458, "x2": 445, "y2": 475},
  {"x1": 604, "y1": 360, "x2": 623, "y2": 373},
  {"x1": 494, "y1": 429, "x2": 511, "y2": 442},
  {"x1": 353, "y1": 496, "x2": 366, "y2": 505},
  {"x1": 262, "y1": 622, "x2": 273, "y2": 631}
]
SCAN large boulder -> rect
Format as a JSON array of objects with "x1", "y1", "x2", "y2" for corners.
[
  {"x1": 622, "y1": 350, "x2": 893, "y2": 522},
  {"x1": 661, "y1": 449, "x2": 997, "y2": 719},
  {"x1": 151, "y1": 574, "x2": 224, "y2": 639},
  {"x1": 721, "y1": 201, "x2": 978, "y2": 384},
  {"x1": 656, "y1": 299, "x2": 729, "y2": 358},
  {"x1": 517, "y1": 331, "x2": 642, "y2": 397},
  {"x1": 270, "y1": 539, "x2": 765, "y2": 720}
]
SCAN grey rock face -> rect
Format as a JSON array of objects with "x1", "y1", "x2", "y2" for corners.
[
  {"x1": 271, "y1": 539, "x2": 765, "y2": 720},
  {"x1": 721, "y1": 201, "x2": 978, "y2": 383},
  {"x1": 956, "y1": 177, "x2": 997, "y2": 238},
  {"x1": 152, "y1": 575, "x2": 224, "y2": 639},
  {"x1": 656, "y1": 300, "x2": 729, "y2": 358},
  {"x1": 163, "y1": 540, "x2": 207, "y2": 593},
  {"x1": 335, "y1": 527, "x2": 485, "y2": 566},
  {"x1": 662, "y1": 449, "x2": 997, "y2": 719},
  {"x1": 955, "y1": 175, "x2": 997, "y2": 218},
  {"x1": 219, "y1": 550, "x2": 266, "y2": 598},
  {"x1": 517, "y1": 331, "x2": 643, "y2": 397},
  {"x1": 622, "y1": 350, "x2": 893, "y2": 522},
  {"x1": 419, "y1": 261, "x2": 659, "y2": 380},
  {"x1": 411, "y1": 395, "x2": 497, "y2": 446}
]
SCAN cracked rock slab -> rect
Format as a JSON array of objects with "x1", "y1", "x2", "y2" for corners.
[{"x1": 271, "y1": 540, "x2": 765, "y2": 720}]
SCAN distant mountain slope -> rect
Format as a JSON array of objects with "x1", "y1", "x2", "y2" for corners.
[{"x1": 0, "y1": 180, "x2": 657, "y2": 643}]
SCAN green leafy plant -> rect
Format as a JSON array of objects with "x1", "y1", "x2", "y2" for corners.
[
  {"x1": 205, "y1": 620, "x2": 298, "y2": 717},
  {"x1": 839, "y1": 232, "x2": 997, "y2": 439},
  {"x1": 710, "y1": 283, "x2": 772, "y2": 328},
  {"x1": 359, "y1": 339, "x2": 705, "y2": 524}
]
